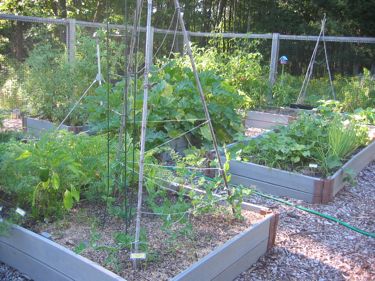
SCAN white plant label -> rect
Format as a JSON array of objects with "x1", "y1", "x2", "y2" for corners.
[
  {"x1": 309, "y1": 163, "x2": 318, "y2": 168},
  {"x1": 130, "y1": 253, "x2": 146, "y2": 260},
  {"x1": 16, "y1": 208, "x2": 26, "y2": 217}
]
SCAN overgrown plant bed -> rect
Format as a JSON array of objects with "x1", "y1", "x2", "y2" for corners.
[
  {"x1": 227, "y1": 113, "x2": 375, "y2": 203},
  {"x1": 22, "y1": 117, "x2": 89, "y2": 137},
  {"x1": 0, "y1": 199, "x2": 278, "y2": 281},
  {"x1": 227, "y1": 140, "x2": 375, "y2": 203}
]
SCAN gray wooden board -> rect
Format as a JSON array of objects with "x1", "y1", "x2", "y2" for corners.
[
  {"x1": 26, "y1": 118, "x2": 56, "y2": 137},
  {"x1": 330, "y1": 140, "x2": 375, "y2": 196},
  {"x1": 172, "y1": 216, "x2": 271, "y2": 281},
  {"x1": 231, "y1": 174, "x2": 318, "y2": 203},
  {"x1": 227, "y1": 140, "x2": 375, "y2": 203},
  {"x1": 25, "y1": 117, "x2": 87, "y2": 136},
  {"x1": 0, "y1": 225, "x2": 125, "y2": 281},
  {"x1": 245, "y1": 119, "x2": 285, "y2": 129},
  {"x1": 212, "y1": 239, "x2": 268, "y2": 281},
  {"x1": 0, "y1": 203, "x2": 274, "y2": 281},
  {"x1": 247, "y1": 111, "x2": 291, "y2": 123},
  {"x1": 0, "y1": 241, "x2": 72, "y2": 281},
  {"x1": 229, "y1": 160, "x2": 319, "y2": 193}
]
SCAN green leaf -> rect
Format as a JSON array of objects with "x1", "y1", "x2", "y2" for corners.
[
  {"x1": 71, "y1": 186, "x2": 80, "y2": 202},
  {"x1": 74, "y1": 241, "x2": 87, "y2": 254},
  {"x1": 326, "y1": 155, "x2": 342, "y2": 170},
  {"x1": 16, "y1": 150, "x2": 32, "y2": 160},
  {"x1": 63, "y1": 190, "x2": 73, "y2": 210},
  {"x1": 51, "y1": 172, "x2": 60, "y2": 190},
  {"x1": 67, "y1": 164, "x2": 82, "y2": 176},
  {"x1": 291, "y1": 156, "x2": 300, "y2": 163},
  {"x1": 200, "y1": 126, "x2": 212, "y2": 141}
]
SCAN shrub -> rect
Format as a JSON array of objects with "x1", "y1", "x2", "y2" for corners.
[{"x1": 22, "y1": 31, "x2": 125, "y2": 125}]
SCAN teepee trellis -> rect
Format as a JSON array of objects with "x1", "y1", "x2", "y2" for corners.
[
  {"x1": 130, "y1": 0, "x2": 232, "y2": 268},
  {"x1": 296, "y1": 14, "x2": 336, "y2": 105}
]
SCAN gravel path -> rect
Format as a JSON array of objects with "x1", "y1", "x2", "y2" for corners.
[
  {"x1": 0, "y1": 263, "x2": 31, "y2": 281},
  {"x1": 236, "y1": 161, "x2": 375, "y2": 281}
]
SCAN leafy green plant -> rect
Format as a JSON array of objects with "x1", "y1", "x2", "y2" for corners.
[
  {"x1": 339, "y1": 69, "x2": 375, "y2": 112},
  {"x1": 87, "y1": 60, "x2": 245, "y2": 146},
  {"x1": 0, "y1": 131, "x2": 135, "y2": 220},
  {"x1": 185, "y1": 44, "x2": 267, "y2": 109},
  {"x1": 328, "y1": 118, "x2": 362, "y2": 159},
  {"x1": 22, "y1": 31, "x2": 125, "y2": 125},
  {"x1": 233, "y1": 112, "x2": 369, "y2": 177},
  {"x1": 351, "y1": 107, "x2": 375, "y2": 125}
]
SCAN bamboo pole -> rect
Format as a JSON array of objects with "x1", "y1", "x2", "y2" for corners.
[
  {"x1": 297, "y1": 15, "x2": 326, "y2": 104},
  {"x1": 114, "y1": 0, "x2": 142, "y2": 196},
  {"x1": 173, "y1": 0, "x2": 231, "y2": 201},
  {"x1": 133, "y1": 0, "x2": 152, "y2": 269}
]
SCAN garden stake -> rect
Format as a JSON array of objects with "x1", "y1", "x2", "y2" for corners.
[
  {"x1": 174, "y1": 0, "x2": 233, "y2": 212},
  {"x1": 133, "y1": 0, "x2": 152, "y2": 269}
]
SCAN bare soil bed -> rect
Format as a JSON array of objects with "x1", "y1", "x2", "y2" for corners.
[
  {"x1": 235, "y1": 161, "x2": 375, "y2": 281},
  {"x1": 32, "y1": 203, "x2": 264, "y2": 281}
]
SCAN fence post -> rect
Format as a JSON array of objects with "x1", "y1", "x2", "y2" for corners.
[
  {"x1": 66, "y1": 19, "x2": 76, "y2": 63},
  {"x1": 268, "y1": 33, "x2": 280, "y2": 96}
]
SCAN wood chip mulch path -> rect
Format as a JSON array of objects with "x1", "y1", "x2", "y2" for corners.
[
  {"x1": 235, "y1": 161, "x2": 375, "y2": 281},
  {"x1": 0, "y1": 118, "x2": 22, "y2": 132}
]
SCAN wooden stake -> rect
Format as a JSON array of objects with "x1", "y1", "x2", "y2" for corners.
[
  {"x1": 297, "y1": 15, "x2": 326, "y2": 104},
  {"x1": 173, "y1": 0, "x2": 231, "y2": 199},
  {"x1": 133, "y1": 0, "x2": 153, "y2": 269}
]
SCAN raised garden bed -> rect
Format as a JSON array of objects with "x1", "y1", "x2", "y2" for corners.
[
  {"x1": 245, "y1": 109, "x2": 299, "y2": 129},
  {"x1": 0, "y1": 198, "x2": 278, "y2": 281},
  {"x1": 0, "y1": 225, "x2": 124, "y2": 281},
  {"x1": 22, "y1": 117, "x2": 89, "y2": 137},
  {"x1": 225, "y1": 140, "x2": 375, "y2": 203}
]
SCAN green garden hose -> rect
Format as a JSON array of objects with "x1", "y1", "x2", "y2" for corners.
[{"x1": 253, "y1": 191, "x2": 375, "y2": 238}]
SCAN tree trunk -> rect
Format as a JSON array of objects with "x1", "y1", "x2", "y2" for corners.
[
  {"x1": 12, "y1": 22, "x2": 26, "y2": 61},
  {"x1": 216, "y1": 0, "x2": 227, "y2": 28},
  {"x1": 93, "y1": 0, "x2": 106, "y2": 22},
  {"x1": 59, "y1": 0, "x2": 68, "y2": 18}
]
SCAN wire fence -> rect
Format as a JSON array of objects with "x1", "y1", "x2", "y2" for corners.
[{"x1": 1, "y1": 13, "x2": 375, "y2": 112}]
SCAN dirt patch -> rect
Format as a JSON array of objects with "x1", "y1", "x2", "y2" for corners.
[
  {"x1": 244, "y1": 127, "x2": 268, "y2": 138},
  {"x1": 34, "y1": 202, "x2": 265, "y2": 281}
]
